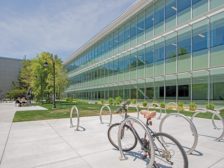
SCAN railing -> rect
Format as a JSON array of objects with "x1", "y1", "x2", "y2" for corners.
[
  {"x1": 159, "y1": 113, "x2": 198, "y2": 154},
  {"x1": 99, "y1": 105, "x2": 112, "y2": 126}
]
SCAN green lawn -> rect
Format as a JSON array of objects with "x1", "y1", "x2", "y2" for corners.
[{"x1": 13, "y1": 102, "x2": 224, "y2": 122}]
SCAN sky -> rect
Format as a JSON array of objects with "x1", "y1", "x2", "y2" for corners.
[{"x1": 0, "y1": 0, "x2": 136, "y2": 61}]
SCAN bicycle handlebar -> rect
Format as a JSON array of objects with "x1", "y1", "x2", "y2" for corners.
[{"x1": 115, "y1": 100, "x2": 130, "y2": 113}]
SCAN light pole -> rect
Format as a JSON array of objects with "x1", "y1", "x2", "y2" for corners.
[{"x1": 44, "y1": 54, "x2": 56, "y2": 108}]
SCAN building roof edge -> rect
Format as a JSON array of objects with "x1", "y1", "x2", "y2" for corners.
[{"x1": 64, "y1": 0, "x2": 152, "y2": 65}]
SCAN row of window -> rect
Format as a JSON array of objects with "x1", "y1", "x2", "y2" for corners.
[
  {"x1": 70, "y1": 15, "x2": 224, "y2": 85},
  {"x1": 70, "y1": 80, "x2": 224, "y2": 101},
  {"x1": 66, "y1": 0, "x2": 223, "y2": 73}
]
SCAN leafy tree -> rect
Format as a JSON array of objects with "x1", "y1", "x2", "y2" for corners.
[
  {"x1": 30, "y1": 52, "x2": 68, "y2": 102},
  {"x1": 18, "y1": 60, "x2": 32, "y2": 89}
]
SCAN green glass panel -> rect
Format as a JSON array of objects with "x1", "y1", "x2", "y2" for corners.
[
  {"x1": 137, "y1": 68, "x2": 145, "y2": 79},
  {"x1": 192, "y1": 1, "x2": 208, "y2": 19},
  {"x1": 145, "y1": 66, "x2": 153, "y2": 78},
  {"x1": 210, "y1": 0, "x2": 224, "y2": 9},
  {"x1": 177, "y1": 5, "x2": 191, "y2": 25},
  {"x1": 166, "y1": 16, "x2": 176, "y2": 32},
  {"x1": 193, "y1": 50, "x2": 208, "y2": 70},
  {"x1": 211, "y1": 45, "x2": 224, "y2": 67},
  {"x1": 154, "y1": 64, "x2": 164, "y2": 76},
  {"x1": 154, "y1": 24, "x2": 164, "y2": 36}
]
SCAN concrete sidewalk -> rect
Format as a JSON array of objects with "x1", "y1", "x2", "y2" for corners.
[
  {"x1": 0, "y1": 103, "x2": 47, "y2": 166},
  {"x1": 0, "y1": 107, "x2": 223, "y2": 168}
]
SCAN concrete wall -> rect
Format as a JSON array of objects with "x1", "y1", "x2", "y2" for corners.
[{"x1": 0, "y1": 57, "x2": 23, "y2": 98}]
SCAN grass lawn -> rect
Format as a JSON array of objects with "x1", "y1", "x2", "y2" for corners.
[
  {"x1": 13, "y1": 102, "x2": 136, "y2": 122},
  {"x1": 13, "y1": 102, "x2": 224, "y2": 122}
]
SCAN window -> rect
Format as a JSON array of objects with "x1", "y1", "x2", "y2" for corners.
[
  {"x1": 166, "y1": 86, "x2": 176, "y2": 97},
  {"x1": 145, "y1": 45, "x2": 154, "y2": 65},
  {"x1": 145, "y1": 13, "x2": 153, "y2": 30},
  {"x1": 192, "y1": 24, "x2": 208, "y2": 52},
  {"x1": 165, "y1": 0, "x2": 176, "y2": 19},
  {"x1": 154, "y1": 42, "x2": 164, "y2": 63},
  {"x1": 154, "y1": 8, "x2": 164, "y2": 25},
  {"x1": 177, "y1": 0, "x2": 191, "y2": 13},
  {"x1": 178, "y1": 85, "x2": 189, "y2": 97},
  {"x1": 210, "y1": 17, "x2": 224, "y2": 48},
  {"x1": 137, "y1": 14, "x2": 145, "y2": 34},
  {"x1": 165, "y1": 37, "x2": 177, "y2": 60},
  {"x1": 137, "y1": 49, "x2": 145, "y2": 67},
  {"x1": 129, "y1": 53, "x2": 137, "y2": 70},
  {"x1": 130, "y1": 21, "x2": 137, "y2": 38},
  {"x1": 178, "y1": 31, "x2": 191, "y2": 56}
]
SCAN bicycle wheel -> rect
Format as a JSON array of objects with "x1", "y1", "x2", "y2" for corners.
[
  {"x1": 107, "y1": 123, "x2": 137, "y2": 152},
  {"x1": 152, "y1": 132, "x2": 188, "y2": 168}
]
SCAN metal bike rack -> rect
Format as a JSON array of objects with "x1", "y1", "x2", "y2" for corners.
[
  {"x1": 147, "y1": 103, "x2": 164, "y2": 119},
  {"x1": 127, "y1": 105, "x2": 140, "y2": 118},
  {"x1": 159, "y1": 113, "x2": 198, "y2": 154},
  {"x1": 70, "y1": 105, "x2": 80, "y2": 131},
  {"x1": 118, "y1": 116, "x2": 155, "y2": 168},
  {"x1": 212, "y1": 107, "x2": 224, "y2": 130},
  {"x1": 99, "y1": 105, "x2": 112, "y2": 126},
  {"x1": 165, "y1": 102, "x2": 179, "y2": 113},
  {"x1": 191, "y1": 108, "x2": 224, "y2": 141}
]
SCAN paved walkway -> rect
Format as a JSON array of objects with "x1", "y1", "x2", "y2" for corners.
[
  {"x1": 0, "y1": 103, "x2": 47, "y2": 166},
  {"x1": 0, "y1": 103, "x2": 224, "y2": 168}
]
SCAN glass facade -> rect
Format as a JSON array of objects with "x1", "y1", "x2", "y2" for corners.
[{"x1": 65, "y1": 0, "x2": 224, "y2": 104}]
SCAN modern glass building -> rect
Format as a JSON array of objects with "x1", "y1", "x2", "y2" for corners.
[{"x1": 65, "y1": 0, "x2": 224, "y2": 104}]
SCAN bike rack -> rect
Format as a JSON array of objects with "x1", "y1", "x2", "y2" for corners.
[
  {"x1": 159, "y1": 113, "x2": 198, "y2": 154},
  {"x1": 191, "y1": 108, "x2": 224, "y2": 141},
  {"x1": 165, "y1": 102, "x2": 179, "y2": 113},
  {"x1": 212, "y1": 107, "x2": 224, "y2": 130},
  {"x1": 118, "y1": 116, "x2": 155, "y2": 168},
  {"x1": 147, "y1": 103, "x2": 164, "y2": 119},
  {"x1": 127, "y1": 105, "x2": 140, "y2": 118},
  {"x1": 70, "y1": 105, "x2": 80, "y2": 131},
  {"x1": 99, "y1": 105, "x2": 112, "y2": 126}
]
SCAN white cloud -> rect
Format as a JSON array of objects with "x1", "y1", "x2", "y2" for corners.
[{"x1": 0, "y1": 0, "x2": 135, "y2": 60}]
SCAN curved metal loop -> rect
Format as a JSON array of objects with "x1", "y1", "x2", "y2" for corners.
[
  {"x1": 127, "y1": 105, "x2": 140, "y2": 118},
  {"x1": 118, "y1": 116, "x2": 155, "y2": 168},
  {"x1": 99, "y1": 105, "x2": 112, "y2": 126},
  {"x1": 191, "y1": 108, "x2": 224, "y2": 141},
  {"x1": 70, "y1": 105, "x2": 80, "y2": 131},
  {"x1": 165, "y1": 102, "x2": 179, "y2": 113},
  {"x1": 159, "y1": 113, "x2": 198, "y2": 155},
  {"x1": 148, "y1": 103, "x2": 164, "y2": 120}
]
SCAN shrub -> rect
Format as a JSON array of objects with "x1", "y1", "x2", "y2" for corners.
[
  {"x1": 142, "y1": 100, "x2": 148, "y2": 107},
  {"x1": 189, "y1": 102, "x2": 197, "y2": 111},
  {"x1": 131, "y1": 99, "x2": 136, "y2": 104},
  {"x1": 160, "y1": 102, "x2": 165, "y2": 108},
  {"x1": 100, "y1": 99, "x2": 105, "y2": 105},
  {"x1": 74, "y1": 99, "x2": 88, "y2": 105},
  {"x1": 6, "y1": 88, "x2": 27, "y2": 100},
  {"x1": 108, "y1": 98, "x2": 114, "y2": 105},
  {"x1": 206, "y1": 103, "x2": 215, "y2": 110},
  {"x1": 66, "y1": 97, "x2": 73, "y2": 103},
  {"x1": 178, "y1": 101, "x2": 184, "y2": 111},
  {"x1": 114, "y1": 96, "x2": 122, "y2": 105}
]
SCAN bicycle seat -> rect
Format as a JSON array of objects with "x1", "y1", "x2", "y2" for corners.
[{"x1": 140, "y1": 110, "x2": 156, "y2": 120}]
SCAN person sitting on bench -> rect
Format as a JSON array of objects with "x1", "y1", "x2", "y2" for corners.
[{"x1": 15, "y1": 97, "x2": 22, "y2": 107}]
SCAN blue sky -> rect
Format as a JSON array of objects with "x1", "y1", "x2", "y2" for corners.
[{"x1": 0, "y1": 0, "x2": 135, "y2": 61}]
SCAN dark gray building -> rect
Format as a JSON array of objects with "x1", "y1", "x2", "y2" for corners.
[{"x1": 0, "y1": 57, "x2": 23, "y2": 99}]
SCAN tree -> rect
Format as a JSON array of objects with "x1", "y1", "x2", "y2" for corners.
[
  {"x1": 18, "y1": 60, "x2": 32, "y2": 89},
  {"x1": 30, "y1": 52, "x2": 68, "y2": 102}
]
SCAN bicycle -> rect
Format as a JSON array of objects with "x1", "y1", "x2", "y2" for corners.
[{"x1": 107, "y1": 100, "x2": 188, "y2": 168}]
